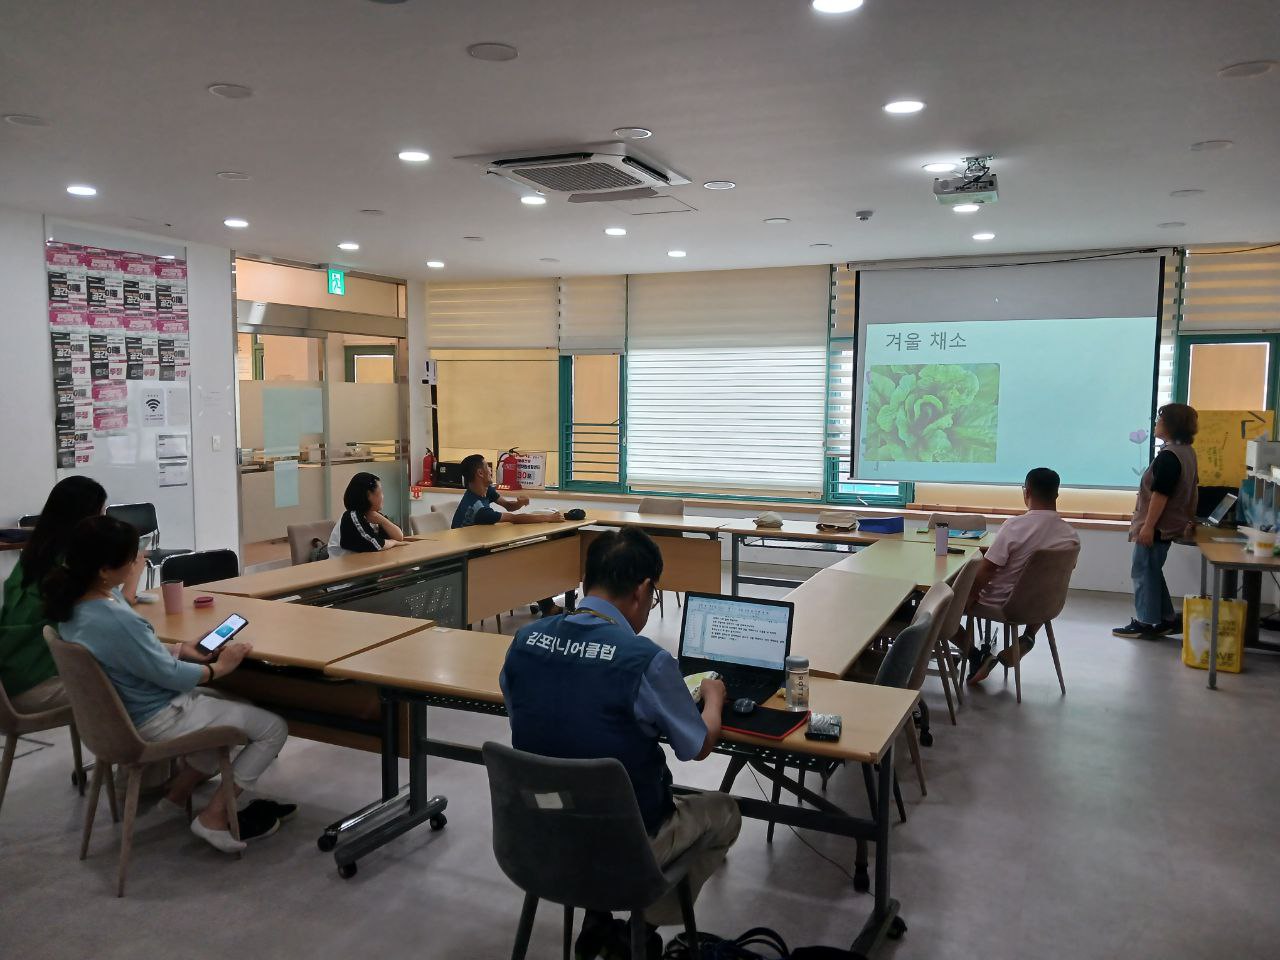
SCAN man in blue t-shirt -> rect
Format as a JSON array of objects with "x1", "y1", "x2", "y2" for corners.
[
  {"x1": 501, "y1": 527, "x2": 740, "y2": 959},
  {"x1": 452, "y1": 453, "x2": 567, "y2": 615}
]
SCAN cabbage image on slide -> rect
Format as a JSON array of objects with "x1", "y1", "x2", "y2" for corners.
[{"x1": 863, "y1": 363, "x2": 1000, "y2": 463}]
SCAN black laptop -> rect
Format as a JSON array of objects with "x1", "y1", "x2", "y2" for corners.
[{"x1": 677, "y1": 592, "x2": 794, "y2": 705}]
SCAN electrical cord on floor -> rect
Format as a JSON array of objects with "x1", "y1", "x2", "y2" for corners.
[{"x1": 745, "y1": 766, "x2": 859, "y2": 885}]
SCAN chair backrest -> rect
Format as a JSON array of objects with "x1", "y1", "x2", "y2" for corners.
[
  {"x1": 875, "y1": 614, "x2": 934, "y2": 689},
  {"x1": 286, "y1": 519, "x2": 337, "y2": 565},
  {"x1": 907, "y1": 580, "x2": 955, "y2": 689},
  {"x1": 410, "y1": 512, "x2": 450, "y2": 535},
  {"x1": 0, "y1": 676, "x2": 22, "y2": 729},
  {"x1": 43, "y1": 627, "x2": 147, "y2": 764},
  {"x1": 938, "y1": 557, "x2": 982, "y2": 643},
  {"x1": 636, "y1": 497, "x2": 684, "y2": 517},
  {"x1": 482, "y1": 742, "x2": 669, "y2": 913},
  {"x1": 18, "y1": 514, "x2": 40, "y2": 529},
  {"x1": 160, "y1": 549, "x2": 240, "y2": 586},
  {"x1": 106, "y1": 502, "x2": 160, "y2": 539},
  {"x1": 1001, "y1": 544, "x2": 1081, "y2": 626},
  {"x1": 928, "y1": 512, "x2": 987, "y2": 532},
  {"x1": 430, "y1": 497, "x2": 462, "y2": 516}
]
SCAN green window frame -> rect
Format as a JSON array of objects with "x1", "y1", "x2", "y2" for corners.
[
  {"x1": 1173, "y1": 333, "x2": 1280, "y2": 410},
  {"x1": 558, "y1": 354, "x2": 627, "y2": 493},
  {"x1": 344, "y1": 345, "x2": 397, "y2": 383}
]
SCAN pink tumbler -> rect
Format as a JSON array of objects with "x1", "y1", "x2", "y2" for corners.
[{"x1": 161, "y1": 580, "x2": 183, "y2": 615}]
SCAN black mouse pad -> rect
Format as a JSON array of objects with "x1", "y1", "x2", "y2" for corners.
[{"x1": 720, "y1": 704, "x2": 809, "y2": 740}]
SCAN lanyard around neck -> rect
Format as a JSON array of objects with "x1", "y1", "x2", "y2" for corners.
[{"x1": 572, "y1": 606, "x2": 617, "y2": 626}]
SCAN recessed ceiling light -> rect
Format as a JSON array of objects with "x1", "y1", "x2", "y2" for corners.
[
  {"x1": 66, "y1": 184, "x2": 97, "y2": 197},
  {"x1": 426, "y1": 260, "x2": 445, "y2": 268},
  {"x1": 613, "y1": 127, "x2": 653, "y2": 140},
  {"x1": 521, "y1": 195, "x2": 547, "y2": 206},
  {"x1": 223, "y1": 217, "x2": 249, "y2": 229},
  {"x1": 922, "y1": 161, "x2": 958, "y2": 173},
  {"x1": 952, "y1": 203, "x2": 981, "y2": 213},
  {"x1": 467, "y1": 42, "x2": 518, "y2": 61},
  {"x1": 812, "y1": 0, "x2": 864, "y2": 11},
  {"x1": 207, "y1": 83, "x2": 253, "y2": 100},
  {"x1": 883, "y1": 100, "x2": 925, "y2": 114},
  {"x1": 1190, "y1": 140, "x2": 1233, "y2": 152},
  {"x1": 703, "y1": 180, "x2": 736, "y2": 190},
  {"x1": 3, "y1": 113, "x2": 51, "y2": 127},
  {"x1": 463, "y1": 235, "x2": 484, "y2": 241},
  {"x1": 1170, "y1": 189, "x2": 1205, "y2": 198},
  {"x1": 1219, "y1": 60, "x2": 1276, "y2": 79},
  {"x1": 972, "y1": 232, "x2": 995, "y2": 241},
  {"x1": 604, "y1": 227, "x2": 627, "y2": 237},
  {"x1": 159, "y1": 255, "x2": 176, "y2": 260},
  {"x1": 1157, "y1": 221, "x2": 1186, "y2": 229},
  {"x1": 667, "y1": 250, "x2": 687, "y2": 258},
  {"x1": 360, "y1": 209, "x2": 385, "y2": 216},
  {"x1": 216, "y1": 171, "x2": 252, "y2": 181},
  {"x1": 338, "y1": 242, "x2": 360, "y2": 251},
  {"x1": 763, "y1": 217, "x2": 791, "y2": 225},
  {"x1": 538, "y1": 257, "x2": 560, "y2": 263},
  {"x1": 398, "y1": 149, "x2": 430, "y2": 162},
  {"x1": 810, "y1": 243, "x2": 833, "y2": 248}
]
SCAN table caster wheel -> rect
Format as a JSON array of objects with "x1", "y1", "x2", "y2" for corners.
[
  {"x1": 887, "y1": 916, "x2": 907, "y2": 940},
  {"x1": 919, "y1": 730, "x2": 934, "y2": 748},
  {"x1": 429, "y1": 814, "x2": 448, "y2": 831},
  {"x1": 853, "y1": 869, "x2": 870, "y2": 893},
  {"x1": 338, "y1": 862, "x2": 357, "y2": 880},
  {"x1": 317, "y1": 832, "x2": 337, "y2": 853}
]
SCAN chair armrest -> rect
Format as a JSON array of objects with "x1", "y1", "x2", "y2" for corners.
[{"x1": 137, "y1": 725, "x2": 248, "y2": 764}]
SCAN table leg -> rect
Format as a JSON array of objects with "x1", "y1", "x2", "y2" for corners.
[
  {"x1": 1209, "y1": 567, "x2": 1221, "y2": 690},
  {"x1": 850, "y1": 743, "x2": 903, "y2": 956},
  {"x1": 381, "y1": 696, "x2": 400, "y2": 801},
  {"x1": 1199, "y1": 554, "x2": 1207, "y2": 598},
  {"x1": 731, "y1": 535, "x2": 741, "y2": 596},
  {"x1": 1242, "y1": 571, "x2": 1261, "y2": 647}
]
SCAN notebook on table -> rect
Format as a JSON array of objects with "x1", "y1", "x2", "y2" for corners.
[{"x1": 677, "y1": 592, "x2": 793, "y2": 706}]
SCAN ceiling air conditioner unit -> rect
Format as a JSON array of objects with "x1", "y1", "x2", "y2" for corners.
[{"x1": 460, "y1": 142, "x2": 690, "y2": 196}]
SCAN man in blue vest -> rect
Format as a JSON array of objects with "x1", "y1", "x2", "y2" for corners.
[{"x1": 501, "y1": 527, "x2": 741, "y2": 960}]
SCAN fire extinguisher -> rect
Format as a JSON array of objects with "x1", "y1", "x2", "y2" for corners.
[
  {"x1": 497, "y1": 448, "x2": 522, "y2": 490},
  {"x1": 420, "y1": 448, "x2": 435, "y2": 486}
]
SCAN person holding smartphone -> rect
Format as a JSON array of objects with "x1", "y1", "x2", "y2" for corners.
[
  {"x1": 326, "y1": 471, "x2": 407, "y2": 558},
  {"x1": 46, "y1": 516, "x2": 291, "y2": 853}
]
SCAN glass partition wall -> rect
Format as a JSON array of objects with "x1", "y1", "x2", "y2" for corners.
[{"x1": 236, "y1": 326, "x2": 408, "y2": 567}]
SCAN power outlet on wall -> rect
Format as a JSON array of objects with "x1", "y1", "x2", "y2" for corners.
[{"x1": 211, "y1": 435, "x2": 222, "y2": 452}]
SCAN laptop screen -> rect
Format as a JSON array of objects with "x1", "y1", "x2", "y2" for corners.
[
  {"x1": 1206, "y1": 492, "x2": 1237, "y2": 526},
  {"x1": 679, "y1": 594, "x2": 792, "y2": 671}
]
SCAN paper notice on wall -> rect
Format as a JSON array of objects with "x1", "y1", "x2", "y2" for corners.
[
  {"x1": 167, "y1": 387, "x2": 190, "y2": 427},
  {"x1": 56, "y1": 428, "x2": 76, "y2": 469},
  {"x1": 93, "y1": 404, "x2": 128, "y2": 432},
  {"x1": 1194, "y1": 410, "x2": 1276, "y2": 486},
  {"x1": 197, "y1": 386, "x2": 231, "y2": 419},
  {"x1": 158, "y1": 459, "x2": 190, "y2": 488},
  {"x1": 107, "y1": 433, "x2": 138, "y2": 465},
  {"x1": 273, "y1": 459, "x2": 300, "y2": 508},
  {"x1": 159, "y1": 338, "x2": 176, "y2": 381},
  {"x1": 51, "y1": 332, "x2": 73, "y2": 384},
  {"x1": 157, "y1": 433, "x2": 189, "y2": 459},
  {"x1": 140, "y1": 387, "x2": 166, "y2": 426}
]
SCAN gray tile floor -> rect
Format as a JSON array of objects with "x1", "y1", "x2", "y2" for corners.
[{"x1": 3, "y1": 574, "x2": 1279, "y2": 960}]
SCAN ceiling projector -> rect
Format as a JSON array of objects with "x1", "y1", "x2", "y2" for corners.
[{"x1": 933, "y1": 155, "x2": 999, "y2": 206}]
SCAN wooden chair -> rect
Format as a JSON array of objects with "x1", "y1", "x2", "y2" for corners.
[
  {"x1": 410, "y1": 512, "x2": 450, "y2": 535},
  {"x1": 970, "y1": 544, "x2": 1080, "y2": 703},
  {"x1": 44, "y1": 628, "x2": 246, "y2": 896},
  {"x1": 429, "y1": 497, "x2": 462, "y2": 516},
  {"x1": 636, "y1": 498, "x2": 685, "y2": 615},
  {"x1": 286, "y1": 519, "x2": 336, "y2": 565},
  {"x1": 927, "y1": 512, "x2": 988, "y2": 532},
  {"x1": 930, "y1": 556, "x2": 983, "y2": 719},
  {"x1": 1, "y1": 677, "x2": 85, "y2": 816}
]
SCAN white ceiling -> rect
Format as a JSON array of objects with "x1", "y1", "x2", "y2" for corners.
[{"x1": 2, "y1": 0, "x2": 1277, "y2": 282}]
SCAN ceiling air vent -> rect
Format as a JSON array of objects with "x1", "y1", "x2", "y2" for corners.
[{"x1": 460, "y1": 142, "x2": 690, "y2": 196}]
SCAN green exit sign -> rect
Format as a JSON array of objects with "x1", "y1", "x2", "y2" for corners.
[{"x1": 327, "y1": 266, "x2": 346, "y2": 296}]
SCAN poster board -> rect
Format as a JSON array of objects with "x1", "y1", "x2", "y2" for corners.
[
  {"x1": 1193, "y1": 410, "x2": 1274, "y2": 486},
  {"x1": 45, "y1": 231, "x2": 196, "y2": 549}
]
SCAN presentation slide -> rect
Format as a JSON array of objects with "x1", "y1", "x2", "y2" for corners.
[{"x1": 856, "y1": 316, "x2": 1157, "y2": 486}]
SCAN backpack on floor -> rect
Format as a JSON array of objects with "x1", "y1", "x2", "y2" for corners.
[{"x1": 662, "y1": 929, "x2": 857, "y2": 960}]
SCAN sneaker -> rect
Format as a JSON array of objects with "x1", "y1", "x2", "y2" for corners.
[
  {"x1": 243, "y1": 798, "x2": 298, "y2": 824},
  {"x1": 1112, "y1": 619, "x2": 1163, "y2": 639},
  {"x1": 997, "y1": 633, "x2": 1036, "y2": 667},
  {"x1": 190, "y1": 816, "x2": 247, "y2": 854},
  {"x1": 968, "y1": 651, "x2": 999, "y2": 685},
  {"x1": 236, "y1": 803, "x2": 281, "y2": 842},
  {"x1": 1163, "y1": 615, "x2": 1183, "y2": 636},
  {"x1": 967, "y1": 643, "x2": 991, "y2": 677},
  {"x1": 574, "y1": 912, "x2": 616, "y2": 960}
]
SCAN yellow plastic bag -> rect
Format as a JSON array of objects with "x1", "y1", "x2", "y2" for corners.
[{"x1": 1182, "y1": 596, "x2": 1245, "y2": 673}]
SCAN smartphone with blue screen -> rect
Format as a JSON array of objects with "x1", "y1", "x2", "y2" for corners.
[{"x1": 197, "y1": 614, "x2": 248, "y2": 655}]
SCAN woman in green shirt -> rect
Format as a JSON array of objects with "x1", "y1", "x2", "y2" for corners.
[{"x1": 1, "y1": 476, "x2": 110, "y2": 711}]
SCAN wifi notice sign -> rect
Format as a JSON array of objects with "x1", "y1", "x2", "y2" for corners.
[{"x1": 140, "y1": 387, "x2": 166, "y2": 426}]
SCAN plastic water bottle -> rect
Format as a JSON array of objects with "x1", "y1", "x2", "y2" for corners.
[
  {"x1": 935, "y1": 521, "x2": 949, "y2": 557},
  {"x1": 785, "y1": 655, "x2": 810, "y2": 712}
]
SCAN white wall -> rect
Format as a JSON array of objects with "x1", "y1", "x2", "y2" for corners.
[
  {"x1": 407, "y1": 281, "x2": 431, "y2": 482},
  {"x1": 0, "y1": 204, "x2": 239, "y2": 573}
]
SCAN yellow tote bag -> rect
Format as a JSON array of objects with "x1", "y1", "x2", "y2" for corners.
[{"x1": 1182, "y1": 596, "x2": 1246, "y2": 673}]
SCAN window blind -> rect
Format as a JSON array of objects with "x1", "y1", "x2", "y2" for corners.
[
  {"x1": 1179, "y1": 243, "x2": 1280, "y2": 331},
  {"x1": 558, "y1": 275, "x2": 626, "y2": 353},
  {"x1": 1157, "y1": 250, "x2": 1182, "y2": 408},
  {"x1": 426, "y1": 279, "x2": 558, "y2": 349},
  {"x1": 626, "y1": 266, "x2": 829, "y2": 496}
]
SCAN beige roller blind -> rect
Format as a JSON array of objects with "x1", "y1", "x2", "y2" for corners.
[
  {"x1": 558, "y1": 275, "x2": 626, "y2": 353},
  {"x1": 427, "y1": 279, "x2": 558, "y2": 348},
  {"x1": 1179, "y1": 243, "x2": 1280, "y2": 331}
]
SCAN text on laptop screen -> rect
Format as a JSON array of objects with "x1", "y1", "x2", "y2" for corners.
[{"x1": 681, "y1": 596, "x2": 790, "y2": 671}]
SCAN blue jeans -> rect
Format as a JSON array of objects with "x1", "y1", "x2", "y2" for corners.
[{"x1": 1131, "y1": 540, "x2": 1174, "y2": 626}]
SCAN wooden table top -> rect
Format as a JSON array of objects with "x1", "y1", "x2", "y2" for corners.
[
  {"x1": 1197, "y1": 535, "x2": 1280, "y2": 569},
  {"x1": 135, "y1": 588, "x2": 433, "y2": 669},
  {"x1": 584, "y1": 510, "x2": 730, "y2": 535},
  {"x1": 326, "y1": 628, "x2": 917, "y2": 764},
  {"x1": 418, "y1": 519, "x2": 591, "y2": 550},
  {"x1": 720, "y1": 517, "x2": 874, "y2": 544},
  {"x1": 829, "y1": 539, "x2": 975, "y2": 589},
  {"x1": 786, "y1": 569, "x2": 918, "y2": 678}
]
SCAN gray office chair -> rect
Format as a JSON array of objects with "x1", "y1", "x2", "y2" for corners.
[
  {"x1": 160, "y1": 549, "x2": 240, "y2": 587},
  {"x1": 483, "y1": 742, "x2": 702, "y2": 960},
  {"x1": 105, "y1": 503, "x2": 190, "y2": 587},
  {"x1": 410, "y1": 512, "x2": 450, "y2": 535}
]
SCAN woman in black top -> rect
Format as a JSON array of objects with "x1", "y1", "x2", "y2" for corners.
[{"x1": 332, "y1": 472, "x2": 406, "y2": 555}]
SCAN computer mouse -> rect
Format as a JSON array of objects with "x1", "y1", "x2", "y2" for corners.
[
  {"x1": 732, "y1": 698, "x2": 757, "y2": 716},
  {"x1": 564, "y1": 508, "x2": 586, "y2": 521}
]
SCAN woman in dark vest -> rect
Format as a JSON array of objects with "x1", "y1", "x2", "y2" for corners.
[{"x1": 1114, "y1": 403, "x2": 1199, "y2": 639}]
